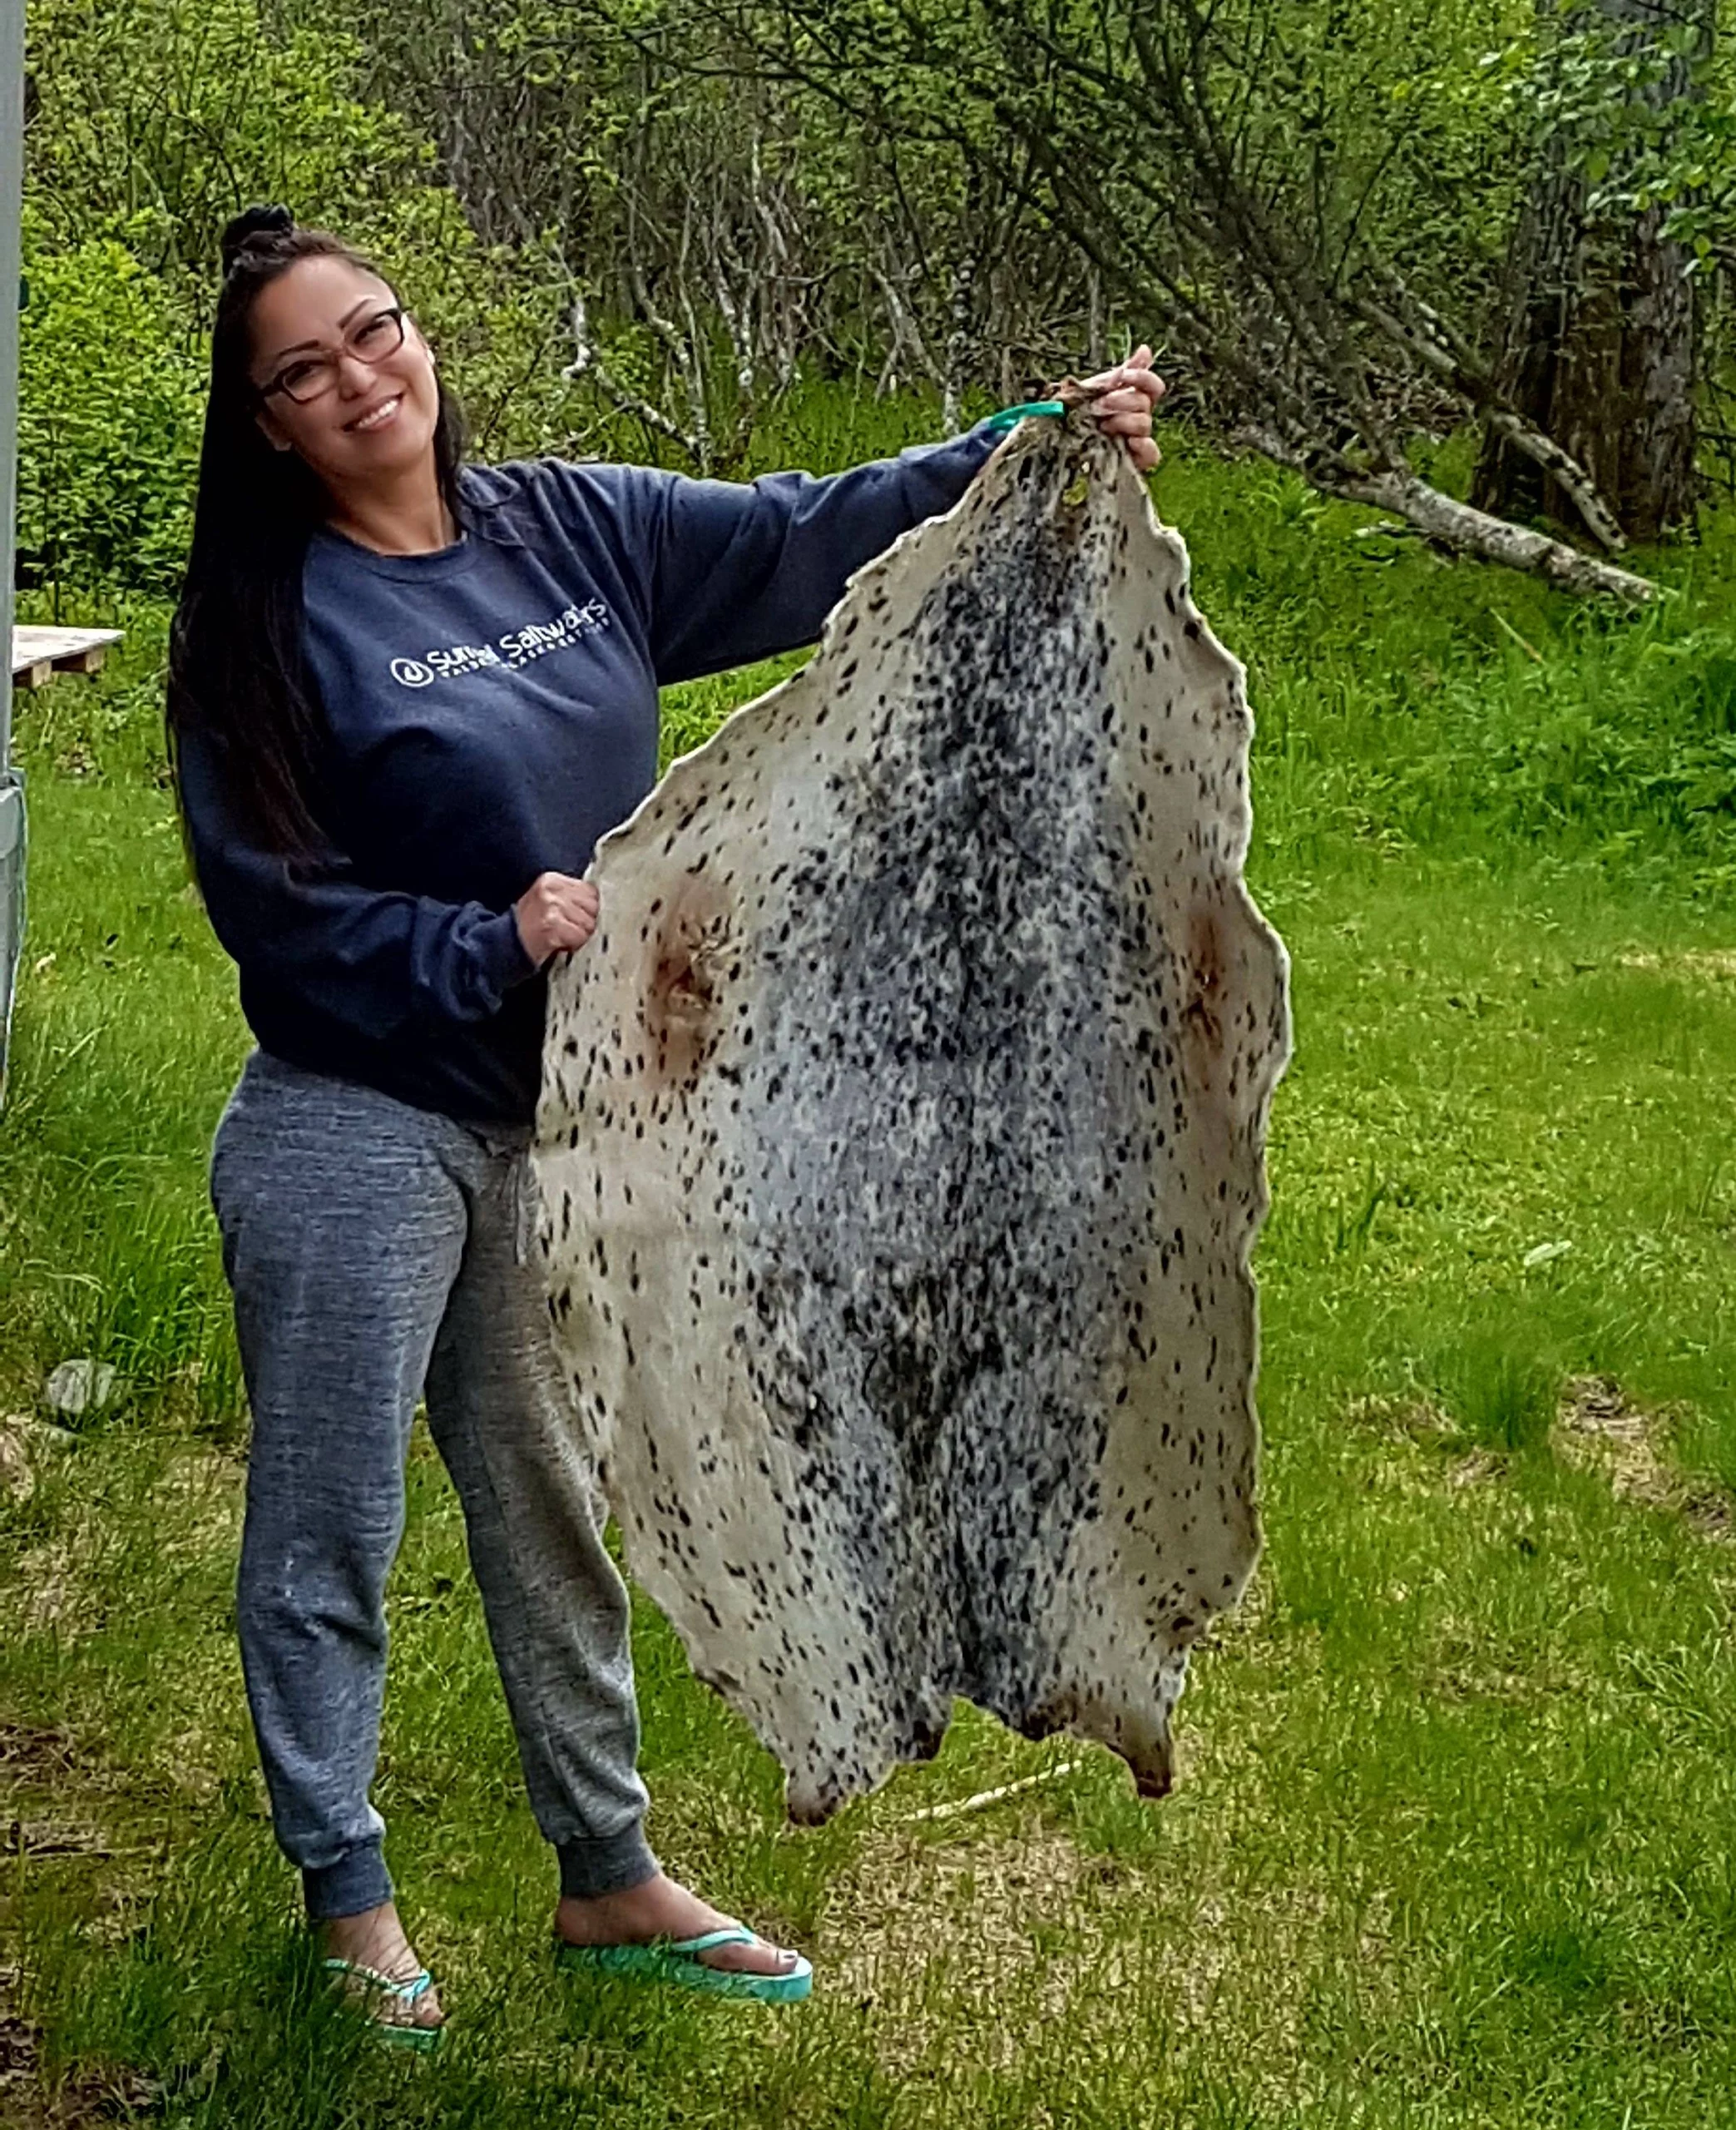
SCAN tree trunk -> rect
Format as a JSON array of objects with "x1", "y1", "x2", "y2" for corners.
[{"x1": 1473, "y1": 0, "x2": 1708, "y2": 541}]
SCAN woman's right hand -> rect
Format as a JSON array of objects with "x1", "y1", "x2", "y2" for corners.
[{"x1": 515, "y1": 871, "x2": 600, "y2": 966}]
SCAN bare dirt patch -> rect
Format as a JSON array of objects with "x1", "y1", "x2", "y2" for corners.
[
  {"x1": 1, "y1": 1439, "x2": 241, "y2": 1640},
  {"x1": 0, "y1": 1968, "x2": 157, "y2": 2128},
  {"x1": 0, "y1": 1416, "x2": 77, "y2": 1504},
  {"x1": 819, "y1": 1813, "x2": 1096, "y2": 2070},
  {"x1": 1344, "y1": 1394, "x2": 1508, "y2": 1485},
  {"x1": 0, "y1": 1726, "x2": 79, "y2": 1786},
  {"x1": 0, "y1": 1726, "x2": 127, "y2": 1871},
  {"x1": 2, "y1": 1821, "x2": 114, "y2": 1862},
  {"x1": 825, "y1": 1817, "x2": 1091, "y2": 2002},
  {"x1": 1348, "y1": 1382, "x2": 1732, "y2": 1543},
  {"x1": 1424, "y1": 1614, "x2": 1591, "y2": 1708},
  {"x1": 1616, "y1": 949, "x2": 1736, "y2": 982},
  {"x1": 1554, "y1": 1375, "x2": 1731, "y2": 1542}
]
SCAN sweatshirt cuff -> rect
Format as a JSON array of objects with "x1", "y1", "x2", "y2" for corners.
[
  {"x1": 954, "y1": 418, "x2": 1006, "y2": 462},
  {"x1": 887, "y1": 423, "x2": 1002, "y2": 523},
  {"x1": 470, "y1": 905, "x2": 540, "y2": 1008}
]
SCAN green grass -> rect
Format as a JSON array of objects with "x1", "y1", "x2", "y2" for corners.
[{"x1": 2, "y1": 414, "x2": 1735, "y2": 2126}]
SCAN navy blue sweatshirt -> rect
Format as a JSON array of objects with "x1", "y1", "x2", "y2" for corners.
[{"x1": 180, "y1": 427, "x2": 1000, "y2": 1127}]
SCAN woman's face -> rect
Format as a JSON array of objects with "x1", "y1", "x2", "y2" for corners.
[{"x1": 248, "y1": 255, "x2": 441, "y2": 490}]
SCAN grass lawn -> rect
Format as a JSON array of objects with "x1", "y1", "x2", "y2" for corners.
[{"x1": 2, "y1": 441, "x2": 1734, "y2": 2127}]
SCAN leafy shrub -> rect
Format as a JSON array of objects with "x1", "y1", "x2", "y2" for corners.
[{"x1": 16, "y1": 222, "x2": 206, "y2": 592}]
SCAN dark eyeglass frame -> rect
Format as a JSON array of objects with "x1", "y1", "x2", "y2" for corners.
[{"x1": 256, "y1": 305, "x2": 409, "y2": 407}]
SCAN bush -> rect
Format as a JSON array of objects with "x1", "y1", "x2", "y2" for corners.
[{"x1": 16, "y1": 225, "x2": 206, "y2": 593}]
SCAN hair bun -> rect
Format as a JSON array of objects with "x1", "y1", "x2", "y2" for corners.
[{"x1": 220, "y1": 204, "x2": 295, "y2": 275}]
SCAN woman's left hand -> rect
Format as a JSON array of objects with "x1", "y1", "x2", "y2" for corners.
[{"x1": 1078, "y1": 344, "x2": 1165, "y2": 473}]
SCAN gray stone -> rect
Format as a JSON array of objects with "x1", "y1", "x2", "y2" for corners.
[{"x1": 43, "y1": 1358, "x2": 118, "y2": 1417}]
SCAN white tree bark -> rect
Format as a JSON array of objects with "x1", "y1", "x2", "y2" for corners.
[
  {"x1": 1243, "y1": 430, "x2": 1659, "y2": 603},
  {"x1": 941, "y1": 256, "x2": 975, "y2": 437},
  {"x1": 563, "y1": 290, "x2": 706, "y2": 464},
  {"x1": 1336, "y1": 472, "x2": 1658, "y2": 602}
]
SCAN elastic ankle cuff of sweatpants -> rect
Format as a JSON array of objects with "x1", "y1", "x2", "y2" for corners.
[
  {"x1": 302, "y1": 1840, "x2": 393, "y2": 1923},
  {"x1": 556, "y1": 1822, "x2": 660, "y2": 1901}
]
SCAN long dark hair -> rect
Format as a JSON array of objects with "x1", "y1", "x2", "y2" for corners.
[{"x1": 166, "y1": 206, "x2": 469, "y2": 859}]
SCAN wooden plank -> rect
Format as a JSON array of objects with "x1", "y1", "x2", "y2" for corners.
[
  {"x1": 10, "y1": 626, "x2": 124, "y2": 682},
  {"x1": 13, "y1": 651, "x2": 106, "y2": 686},
  {"x1": 54, "y1": 643, "x2": 108, "y2": 676}
]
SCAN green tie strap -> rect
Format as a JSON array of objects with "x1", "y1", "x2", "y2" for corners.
[{"x1": 983, "y1": 399, "x2": 1069, "y2": 433}]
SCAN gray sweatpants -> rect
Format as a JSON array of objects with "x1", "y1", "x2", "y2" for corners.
[{"x1": 210, "y1": 1048, "x2": 657, "y2": 1921}]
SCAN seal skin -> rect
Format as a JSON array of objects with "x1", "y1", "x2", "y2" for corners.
[{"x1": 533, "y1": 413, "x2": 1292, "y2": 1823}]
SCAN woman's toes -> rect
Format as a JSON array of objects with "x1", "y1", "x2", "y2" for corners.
[
  {"x1": 699, "y1": 1934, "x2": 798, "y2": 1976},
  {"x1": 556, "y1": 1875, "x2": 804, "y2": 1979}
]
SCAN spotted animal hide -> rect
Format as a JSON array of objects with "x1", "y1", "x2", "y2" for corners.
[{"x1": 532, "y1": 412, "x2": 1291, "y2": 1823}]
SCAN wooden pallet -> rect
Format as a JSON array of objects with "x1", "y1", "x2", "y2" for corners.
[{"x1": 10, "y1": 627, "x2": 125, "y2": 689}]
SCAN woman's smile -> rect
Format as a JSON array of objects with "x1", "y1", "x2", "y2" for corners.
[{"x1": 345, "y1": 392, "x2": 404, "y2": 435}]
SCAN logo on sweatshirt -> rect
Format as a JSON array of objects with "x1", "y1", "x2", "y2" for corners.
[{"x1": 388, "y1": 599, "x2": 611, "y2": 688}]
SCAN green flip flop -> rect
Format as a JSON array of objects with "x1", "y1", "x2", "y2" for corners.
[
  {"x1": 556, "y1": 1923, "x2": 813, "y2": 2004},
  {"x1": 321, "y1": 1957, "x2": 447, "y2": 2053}
]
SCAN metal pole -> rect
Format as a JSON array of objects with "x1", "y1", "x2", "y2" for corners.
[{"x1": 0, "y1": 0, "x2": 23, "y2": 1104}]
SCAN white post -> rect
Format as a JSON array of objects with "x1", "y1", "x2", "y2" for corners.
[{"x1": 0, "y1": 0, "x2": 23, "y2": 1105}]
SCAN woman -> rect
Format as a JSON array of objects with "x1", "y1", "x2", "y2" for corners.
[{"x1": 168, "y1": 203, "x2": 1164, "y2": 2043}]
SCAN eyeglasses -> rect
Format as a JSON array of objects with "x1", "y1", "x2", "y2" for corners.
[{"x1": 258, "y1": 305, "x2": 408, "y2": 406}]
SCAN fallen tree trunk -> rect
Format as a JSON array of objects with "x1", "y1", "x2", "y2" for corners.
[
  {"x1": 650, "y1": 0, "x2": 1673, "y2": 604},
  {"x1": 1244, "y1": 430, "x2": 1659, "y2": 602},
  {"x1": 1334, "y1": 470, "x2": 1659, "y2": 603}
]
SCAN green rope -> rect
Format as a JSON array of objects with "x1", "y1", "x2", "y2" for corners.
[{"x1": 983, "y1": 399, "x2": 1068, "y2": 434}]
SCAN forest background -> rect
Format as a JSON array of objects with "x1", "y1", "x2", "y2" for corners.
[
  {"x1": 17, "y1": 0, "x2": 1736, "y2": 595},
  {"x1": 3, "y1": 0, "x2": 1736, "y2": 2125}
]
